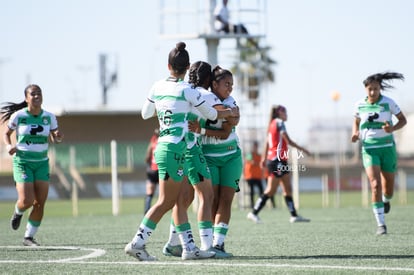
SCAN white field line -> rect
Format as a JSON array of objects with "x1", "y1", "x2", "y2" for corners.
[
  {"x1": 1, "y1": 246, "x2": 413, "y2": 272},
  {"x1": 0, "y1": 246, "x2": 106, "y2": 262}
]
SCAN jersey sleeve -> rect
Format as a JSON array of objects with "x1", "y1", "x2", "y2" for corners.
[
  {"x1": 141, "y1": 87, "x2": 156, "y2": 120},
  {"x1": 50, "y1": 113, "x2": 58, "y2": 131},
  {"x1": 389, "y1": 98, "x2": 401, "y2": 115},
  {"x1": 204, "y1": 93, "x2": 223, "y2": 108},
  {"x1": 184, "y1": 87, "x2": 218, "y2": 121},
  {"x1": 277, "y1": 120, "x2": 286, "y2": 133},
  {"x1": 7, "y1": 112, "x2": 18, "y2": 130},
  {"x1": 353, "y1": 101, "x2": 361, "y2": 119},
  {"x1": 223, "y1": 95, "x2": 237, "y2": 108}
]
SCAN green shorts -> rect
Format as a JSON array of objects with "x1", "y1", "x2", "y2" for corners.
[
  {"x1": 185, "y1": 144, "x2": 211, "y2": 185},
  {"x1": 361, "y1": 145, "x2": 397, "y2": 173},
  {"x1": 13, "y1": 158, "x2": 50, "y2": 183},
  {"x1": 205, "y1": 147, "x2": 242, "y2": 190},
  {"x1": 154, "y1": 141, "x2": 186, "y2": 182}
]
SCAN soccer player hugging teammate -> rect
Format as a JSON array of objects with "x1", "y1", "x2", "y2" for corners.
[{"x1": 125, "y1": 42, "x2": 235, "y2": 261}]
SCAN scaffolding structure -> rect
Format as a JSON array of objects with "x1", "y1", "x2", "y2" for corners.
[{"x1": 159, "y1": 0, "x2": 273, "y2": 208}]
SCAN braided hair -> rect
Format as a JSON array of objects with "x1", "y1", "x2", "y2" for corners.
[{"x1": 188, "y1": 61, "x2": 212, "y2": 89}]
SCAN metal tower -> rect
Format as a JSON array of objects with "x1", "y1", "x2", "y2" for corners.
[{"x1": 159, "y1": 0, "x2": 273, "y2": 208}]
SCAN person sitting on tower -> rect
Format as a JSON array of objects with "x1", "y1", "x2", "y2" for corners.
[{"x1": 214, "y1": 0, "x2": 259, "y2": 48}]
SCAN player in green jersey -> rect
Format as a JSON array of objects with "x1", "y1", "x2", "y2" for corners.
[
  {"x1": 125, "y1": 43, "x2": 236, "y2": 261},
  {"x1": 163, "y1": 61, "x2": 237, "y2": 259},
  {"x1": 351, "y1": 72, "x2": 407, "y2": 235},
  {"x1": 1, "y1": 84, "x2": 64, "y2": 246},
  {"x1": 190, "y1": 66, "x2": 241, "y2": 257}
]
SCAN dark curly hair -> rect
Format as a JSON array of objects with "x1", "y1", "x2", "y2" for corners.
[{"x1": 188, "y1": 61, "x2": 212, "y2": 89}]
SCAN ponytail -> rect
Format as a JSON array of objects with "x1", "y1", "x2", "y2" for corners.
[
  {"x1": 363, "y1": 72, "x2": 404, "y2": 90},
  {"x1": 1, "y1": 84, "x2": 41, "y2": 123}
]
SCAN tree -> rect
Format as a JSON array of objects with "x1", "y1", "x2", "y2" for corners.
[{"x1": 232, "y1": 39, "x2": 276, "y2": 101}]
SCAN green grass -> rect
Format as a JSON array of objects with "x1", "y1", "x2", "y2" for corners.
[{"x1": 1, "y1": 193, "x2": 414, "y2": 274}]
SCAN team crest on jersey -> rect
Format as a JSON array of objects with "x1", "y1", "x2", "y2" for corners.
[
  {"x1": 177, "y1": 167, "x2": 184, "y2": 177},
  {"x1": 42, "y1": 117, "x2": 49, "y2": 125}
]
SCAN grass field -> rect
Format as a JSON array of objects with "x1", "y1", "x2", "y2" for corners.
[{"x1": 1, "y1": 192, "x2": 413, "y2": 274}]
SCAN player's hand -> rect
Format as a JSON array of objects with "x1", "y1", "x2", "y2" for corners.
[
  {"x1": 230, "y1": 107, "x2": 239, "y2": 117},
  {"x1": 351, "y1": 133, "x2": 359, "y2": 142},
  {"x1": 188, "y1": 120, "x2": 201, "y2": 133},
  {"x1": 382, "y1": 121, "x2": 393, "y2": 133},
  {"x1": 51, "y1": 131, "x2": 64, "y2": 143},
  {"x1": 6, "y1": 144, "x2": 16, "y2": 155}
]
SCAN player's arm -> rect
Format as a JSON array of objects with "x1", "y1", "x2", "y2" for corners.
[
  {"x1": 144, "y1": 141, "x2": 153, "y2": 165},
  {"x1": 141, "y1": 98, "x2": 156, "y2": 120},
  {"x1": 50, "y1": 128, "x2": 64, "y2": 143},
  {"x1": 351, "y1": 117, "x2": 360, "y2": 142},
  {"x1": 387, "y1": 111, "x2": 407, "y2": 133},
  {"x1": 3, "y1": 127, "x2": 16, "y2": 155},
  {"x1": 282, "y1": 132, "x2": 311, "y2": 156},
  {"x1": 189, "y1": 119, "x2": 233, "y2": 139}
]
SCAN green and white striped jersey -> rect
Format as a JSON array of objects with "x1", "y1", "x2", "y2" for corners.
[
  {"x1": 201, "y1": 95, "x2": 240, "y2": 157},
  {"x1": 354, "y1": 95, "x2": 401, "y2": 149},
  {"x1": 186, "y1": 87, "x2": 212, "y2": 149},
  {"x1": 142, "y1": 78, "x2": 218, "y2": 144},
  {"x1": 8, "y1": 108, "x2": 58, "y2": 161}
]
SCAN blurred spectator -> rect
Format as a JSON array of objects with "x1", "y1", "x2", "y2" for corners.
[
  {"x1": 243, "y1": 141, "x2": 264, "y2": 209},
  {"x1": 144, "y1": 128, "x2": 159, "y2": 214}
]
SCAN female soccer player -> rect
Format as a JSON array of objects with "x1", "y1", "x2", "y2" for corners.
[
  {"x1": 351, "y1": 72, "x2": 407, "y2": 235},
  {"x1": 163, "y1": 61, "x2": 239, "y2": 259},
  {"x1": 247, "y1": 105, "x2": 311, "y2": 224},
  {"x1": 125, "y1": 43, "x2": 235, "y2": 261},
  {"x1": 1, "y1": 84, "x2": 64, "y2": 246},
  {"x1": 193, "y1": 66, "x2": 242, "y2": 258},
  {"x1": 143, "y1": 128, "x2": 159, "y2": 214}
]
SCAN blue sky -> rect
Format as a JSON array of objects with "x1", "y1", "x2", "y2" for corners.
[{"x1": 1, "y1": 0, "x2": 413, "y2": 142}]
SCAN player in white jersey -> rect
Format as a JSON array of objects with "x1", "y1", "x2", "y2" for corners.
[
  {"x1": 163, "y1": 61, "x2": 237, "y2": 258},
  {"x1": 1, "y1": 84, "x2": 64, "y2": 246},
  {"x1": 351, "y1": 72, "x2": 407, "y2": 235},
  {"x1": 125, "y1": 43, "x2": 235, "y2": 261},
  {"x1": 190, "y1": 66, "x2": 241, "y2": 257}
]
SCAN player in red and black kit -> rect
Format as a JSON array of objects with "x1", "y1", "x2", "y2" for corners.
[
  {"x1": 247, "y1": 105, "x2": 311, "y2": 224},
  {"x1": 144, "y1": 129, "x2": 159, "y2": 214}
]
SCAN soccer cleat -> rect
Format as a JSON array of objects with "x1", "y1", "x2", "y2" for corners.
[
  {"x1": 211, "y1": 244, "x2": 233, "y2": 258},
  {"x1": 384, "y1": 202, "x2": 391, "y2": 214},
  {"x1": 23, "y1": 237, "x2": 39, "y2": 246},
  {"x1": 162, "y1": 243, "x2": 182, "y2": 257},
  {"x1": 376, "y1": 225, "x2": 387, "y2": 235},
  {"x1": 181, "y1": 246, "x2": 215, "y2": 260},
  {"x1": 11, "y1": 213, "x2": 23, "y2": 230},
  {"x1": 208, "y1": 246, "x2": 231, "y2": 259},
  {"x1": 290, "y1": 215, "x2": 311, "y2": 223},
  {"x1": 247, "y1": 212, "x2": 262, "y2": 224},
  {"x1": 125, "y1": 242, "x2": 157, "y2": 261}
]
